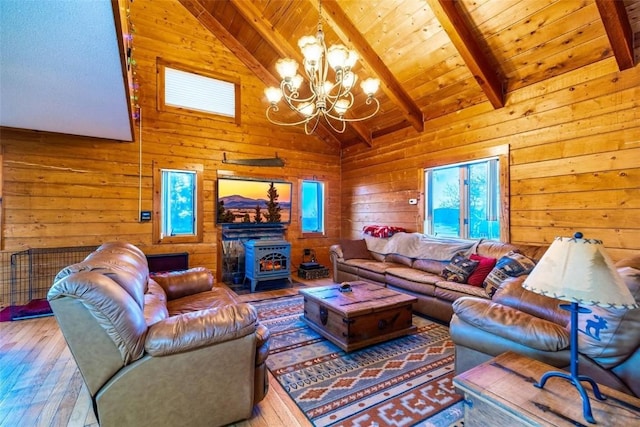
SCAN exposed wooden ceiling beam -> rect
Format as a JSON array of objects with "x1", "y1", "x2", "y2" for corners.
[
  {"x1": 595, "y1": 0, "x2": 635, "y2": 70},
  {"x1": 229, "y1": 0, "x2": 372, "y2": 146},
  {"x1": 320, "y1": 0, "x2": 424, "y2": 133},
  {"x1": 177, "y1": 0, "x2": 342, "y2": 148},
  {"x1": 427, "y1": 0, "x2": 504, "y2": 109}
]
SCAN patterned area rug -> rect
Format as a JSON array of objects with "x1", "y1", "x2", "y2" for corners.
[
  {"x1": 228, "y1": 278, "x2": 306, "y2": 295},
  {"x1": 252, "y1": 295, "x2": 464, "y2": 427}
]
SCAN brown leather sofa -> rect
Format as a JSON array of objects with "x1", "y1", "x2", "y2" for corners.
[
  {"x1": 48, "y1": 242, "x2": 269, "y2": 427},
  {"x1": 329, "y1": 234, "x2": 547, "y2": 322},
  {"x1": 450, "y1": 255, "x2": 640, "y2": 398}
]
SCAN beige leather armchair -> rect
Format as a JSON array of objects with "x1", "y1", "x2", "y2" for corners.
[{"x1": 48, "y1": 242, "x2": 269, "y2": 427}]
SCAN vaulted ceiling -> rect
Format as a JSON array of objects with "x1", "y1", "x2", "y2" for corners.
[{"x1": 179, "y1": 0, "x2": 639, "y2": 148}]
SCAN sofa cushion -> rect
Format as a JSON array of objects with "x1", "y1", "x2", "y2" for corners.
[
  {"x1": 467, "y1": 254, "x2": 497, "y2": 287},
  {"x1": 144, "y1": 280, "x2": 169, "y2": 326},
  {"x1": 344, "y1": 258, "x2": 399, "y2": 274},
  {"x1": 145, "y1": 303, "x2": 258, "y2": 357},
  {"x1": 483, "y1": 251, "x2": 537, "y2": 298},
  {"x1": 435, "y1": 281, "x2": 489, "y2": 299},
  {"x1": 385, "y1": 267, "x2": 442, "y2": 285},
  {"x1": 385, "y1": 273, "x2": 437, "y2": 297},
  {"x1": 385, "y1": 253, "x2": 413, "y2": 266},
  {"x1": 441, "y1": 254, "x2": 479, "y2": 283},
  {"x1": 56, "y1": 259, "x2": 147, "y2": 310},
  {"x1": 151, "y1": 267, "x2": 214, "y2": 300},
  {"x1": 412, "y1": 258, "x2": 448, "y2": 275},
  {"x1": 577, "y1": 266, "x2": 640, "y2": 368},
  {"x1": 453, "y1": 297, "x2": 570, "y2": 352},
  {"x1": 167, "y1": 287, "x2": 239, "y2": 316},
  {"x1": 493, "y1": 276, "x2": 569, "y2": 326},
  {"x1": 476, "y1": 241, "x2": 520, "y2": 260},
  {"x1": 340, "y1": 239, "x2": 373, "y2": 260}
]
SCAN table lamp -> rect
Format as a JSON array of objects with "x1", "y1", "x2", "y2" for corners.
[{"x1": 522, "y1": 232, "x2": 638, "y2": 424}]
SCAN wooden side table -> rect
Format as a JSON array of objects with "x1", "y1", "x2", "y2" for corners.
[{"x1": 453, "y1": 352, "x2": 640, "y2": 426}]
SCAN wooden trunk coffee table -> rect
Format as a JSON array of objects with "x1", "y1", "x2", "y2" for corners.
[{"x1": 299, "y1": 281, "x2": 417, "y2": 352}]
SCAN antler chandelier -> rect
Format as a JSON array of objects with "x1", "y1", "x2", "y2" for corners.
[{"x1": 264, "y1": 0, "x2": 380, "y2": 135}]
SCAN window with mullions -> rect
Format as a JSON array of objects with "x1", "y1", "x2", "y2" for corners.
[
  {"x1": 301, "y1": 180, "x2": 325, "y2": 234},
  {"x1": 153, "y1": 164, "x2": 203, "y2": 244},
  {"x1": 425, "y1": 158, "x2": 500, "y2": 240}
]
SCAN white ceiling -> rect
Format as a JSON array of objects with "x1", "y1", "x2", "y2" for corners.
[{"x1": 0, "y1": 0, "x2": 133, "y2": 141}]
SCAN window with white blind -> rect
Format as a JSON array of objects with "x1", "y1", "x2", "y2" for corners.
[{"x1": 158, "y1": 60, "x2": 240, "y2": 123}]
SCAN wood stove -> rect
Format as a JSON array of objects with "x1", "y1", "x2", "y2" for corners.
[{"x1": 244, "y1": 239, "x2": 291, "y2": 292}]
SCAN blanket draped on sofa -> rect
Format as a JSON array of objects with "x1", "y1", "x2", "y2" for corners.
[{"x1": 363, "y1": 232, "x2": 479, "y2": 261}]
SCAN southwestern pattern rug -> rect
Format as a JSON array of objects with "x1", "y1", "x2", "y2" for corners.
[{"x1": 252, "y1": 295, "x2": 464, "y2": 427}]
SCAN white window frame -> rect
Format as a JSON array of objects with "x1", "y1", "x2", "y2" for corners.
[
  {"x1": 300, "y1": 179, "x2": 326, "y2": 236},
  {"x1": 420, "y1": 145, "x2": 510, "y2": 241},
  {"x1": 153, "y1": 162, "x2": 203, "y2": 244}
]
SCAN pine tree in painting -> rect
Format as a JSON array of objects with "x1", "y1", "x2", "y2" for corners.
[
  {"x1": 254, "y1": 204, "x2": 263, "y2": 223},
  {"x1": 265, "y1": 182, "x2": 282, "y2": 223},
  {"x1": 217, "y1": 200, "x2": 235, "y2": 223}
]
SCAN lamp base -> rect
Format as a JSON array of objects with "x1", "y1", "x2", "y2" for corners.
[
  {"x1": 534, "y1": 370, "x2": 606, "y2": 424},
  {"x1": 533, "y1": 302, "x2": 606, "y2": 424}
]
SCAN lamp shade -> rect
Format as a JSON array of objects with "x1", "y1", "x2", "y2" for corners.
[{"x1": 523, "y1": 234, "x2": 638, "y2": 309}]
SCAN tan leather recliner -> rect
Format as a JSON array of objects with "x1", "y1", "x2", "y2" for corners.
[{"x1": 48, "y1": 242, "x2": 269, "y2": 427}]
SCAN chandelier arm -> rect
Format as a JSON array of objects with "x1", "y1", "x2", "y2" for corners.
[
  {"x1": 266, "y1": 106, "x2": 318, "y2": 127},
  {"x1": 322, "y1": 114, "x2": 347, "y2": 133},
  {"x1": 325, "y1": 91, "x2": 354, "y2": 116},
  {"x1": 281, "y1": 92, "x2": 316, "y2": 109},
  {"x1": 325, "y1": 97, "x2": 380, "y2": 122},
  {"x1": 304, "y1": 114, "x2": 322, "y2": 135}
]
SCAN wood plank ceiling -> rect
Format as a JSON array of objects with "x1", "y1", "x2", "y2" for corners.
[{"x1": 179, "y1": 0, "x2": 639, "y2": 148}]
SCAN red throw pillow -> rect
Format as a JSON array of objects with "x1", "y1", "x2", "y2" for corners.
[{"x1": 467, "y1": 254, "x2": 497, "y2": 287}]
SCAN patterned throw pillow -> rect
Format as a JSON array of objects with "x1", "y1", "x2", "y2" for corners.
[
  {"x1": 467, "y1": 254, "x2": 497, "y2": 287},
  {"x1": 441, "y1": 254, "x2": 479, "y2": 283},
  {"x1": 577, "y1": 266, "x2": 640, "y2": 368},
  {"x1": 483, "y1": 251, "x2": 536, "y2": 297}
]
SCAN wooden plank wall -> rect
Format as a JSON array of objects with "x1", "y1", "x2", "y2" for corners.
[
  {"x1": 0, "y1": 0, "x2": 341, "y2": 304},
  {"x1": 342, "y1": 58, "x2": 640, "y2": 261}
]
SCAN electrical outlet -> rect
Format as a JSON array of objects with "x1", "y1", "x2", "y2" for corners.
[{"x1": 409, "y1": 198, "x2": 418, "y2": 205}]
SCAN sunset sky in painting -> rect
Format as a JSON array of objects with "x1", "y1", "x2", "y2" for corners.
[{"x1": 218, "y1": 178, "x2": 292, "y2": 202}]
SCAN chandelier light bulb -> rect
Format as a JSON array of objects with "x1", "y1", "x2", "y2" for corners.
[
  {"x1": 334, "y1": 99, "x2": 350, "y2": 116},
  {"x1": 275, "y1": 58, "x2": 299, "y2": 80},
  {"x1": 327, "y1": 44, "x2": 348, "y2": 70},
  {"x1": 342, "y1": 72, "x2": 357, "y2": 91},
  {"x1": 323, "y1": 80, "x2": 334, "y2": 96},
  {"x1": 345, "y1": 50, "x2": 359, "y2": 69},
  {"x1": 361, "y1": 78, "x2": 380, "y2": 96},
  {"x1": 299, "y1": 36, "x2": 322, "y2": 64},
  {"x1": 291, "y1": 74, "x2": 304, "y2": 90},
  {"x1": 299, "y1": 102, "x2": 315, "y2": 117},
  {"x1": 264, "y1": 87, "x2": 283, "y2": 104}
]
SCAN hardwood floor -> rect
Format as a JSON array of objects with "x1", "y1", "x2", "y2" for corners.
[{"x1": 0, "y1": 276, "x2": 334, "y2": 427}]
